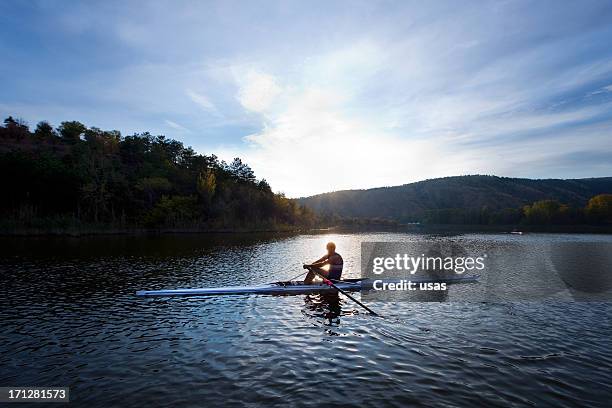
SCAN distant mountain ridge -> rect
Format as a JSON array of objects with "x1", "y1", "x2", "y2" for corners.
[{"x1": 297, "y1": 175, "x2": 612, "y2": 222}]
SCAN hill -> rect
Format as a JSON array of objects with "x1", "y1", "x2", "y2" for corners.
[
  {"x1": 0, "y1": 116, "x2": 317, "y2": 234},
  {"x1": 298, "y1": 175, "x2": 612, "y2": 222}
]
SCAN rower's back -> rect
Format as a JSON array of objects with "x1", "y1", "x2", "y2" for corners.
[{"x1": 328, "y1": 251, "x2": 343, "y2": 280}]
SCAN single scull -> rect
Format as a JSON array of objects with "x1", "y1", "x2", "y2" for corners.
[{"x1": 136, "y1": 275, "x2": 479, "y2": 297}]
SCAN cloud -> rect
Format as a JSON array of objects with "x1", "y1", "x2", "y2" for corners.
[
  {"x1": 236, "y1": 70, "x2": 282, "y2": 113},
  {"x1": 164, "y1": 119, "x2": 190, "y2": 132},
  {"x1": 219, "y1": 65, "x2": 481, "y2": 197},
  {"x1": 186, "y1": 89, "x2": 218, "y2": 114},
  {"x1": 216, "y1": 30, "x2": 612, "y2": 197},
  {"x1": 4, "y1": 1, "x2": 612, "y2": 197}
]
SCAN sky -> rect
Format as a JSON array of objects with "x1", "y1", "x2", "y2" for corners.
[{"x1": 1, "y1": 0, "x2": 612, "y2": 197}]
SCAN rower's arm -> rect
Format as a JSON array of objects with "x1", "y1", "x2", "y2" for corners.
[{"x1": 307, "y1": 255, "x2": 329, "y2": 268}]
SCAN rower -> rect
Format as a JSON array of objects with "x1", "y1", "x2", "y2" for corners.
[{"x1": 303, "y1": 242, "x2": 343, "y2": 284}]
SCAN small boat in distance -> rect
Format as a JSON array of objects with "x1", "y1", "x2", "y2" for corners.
[{"x1": 136, "y1": 275, "x2": 479, "y2": 297}]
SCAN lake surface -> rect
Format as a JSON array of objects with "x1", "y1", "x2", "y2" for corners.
[{"x1": 1, "y1": 232, "x2": 611, "y2": 407}]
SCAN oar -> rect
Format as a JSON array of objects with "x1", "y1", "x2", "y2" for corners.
[{"x1": 304, "y1": 266, "x2": 380, "y2": 316}]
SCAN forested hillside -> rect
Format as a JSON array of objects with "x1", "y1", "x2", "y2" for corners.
[
  {"x1": 0, "y1": 116, "x2": 317, "y2": 233},
  {"x1": 3, "y1": 115, "x2": 610, "y2": 233},
  {"x1": 299, "y1": 175, "x2": 612, "y2": 224}
]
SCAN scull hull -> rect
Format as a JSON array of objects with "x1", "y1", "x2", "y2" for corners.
[{"x1": 136, "y1": 275, "x2": 479, "y2": 297}]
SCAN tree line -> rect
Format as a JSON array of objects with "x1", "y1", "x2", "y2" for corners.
[
  {"x1": 422, "y1": 196, "x2": 612, "y2": 226},
  {"x1": 0, "y1": 116, "x2": 317, "y2": 232},
  {"x1": 298, "y1": 175, "x2": 612, "y2": 223}
]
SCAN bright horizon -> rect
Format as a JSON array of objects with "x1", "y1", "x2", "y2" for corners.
[{"x1": 2, "y1": 1, "x2": 612, "y2": 197}]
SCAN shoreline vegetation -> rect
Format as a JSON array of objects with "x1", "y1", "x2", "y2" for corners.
[
  {"x1": 0, "y1": 224, "x2": 318, "y2": 237},
  {"x1": 1, "y1": 115, "x2": 611, "y2": 237},
  {"x1": 3, "y1": 223, "x2": 612, "y2": 238},
  {"x1": 1, "y1": 116, "x2": 318, "y2": 235}
]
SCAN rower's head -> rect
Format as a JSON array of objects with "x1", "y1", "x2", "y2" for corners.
[{"x1": 326, "y1": 242, "x2": 336, "y2": 255}]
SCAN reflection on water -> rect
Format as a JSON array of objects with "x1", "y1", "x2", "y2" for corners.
[
  {"x1": 303, "y1": 293, "x2": 351, "y2": 324},
  {"x1": 1, "y1": 232, "x2": 611, "y2": 407}
]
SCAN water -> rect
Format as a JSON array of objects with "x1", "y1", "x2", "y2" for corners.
[{"x1": 1, "y1": 232, "x2": 611, "y2": 407}]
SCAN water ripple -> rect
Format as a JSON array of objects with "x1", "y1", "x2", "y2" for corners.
[{"x1": 1, "y1": 233, "x2": 611, "y2": 407}]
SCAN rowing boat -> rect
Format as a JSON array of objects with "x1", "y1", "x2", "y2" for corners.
[{"x1": 136, "y1": 275, "x2": 479, "y2": 297}]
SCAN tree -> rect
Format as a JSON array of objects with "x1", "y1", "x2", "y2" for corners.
[
  {"x1": 34, "y1": 121, "x2": 56, "y2": 142},
  {"x1": 1, "y1": 116, "x2": 29, "y2": 139},
  {"x1": 257, "y1": 179, "x2": 271, "y2": 192},
  {"x1": 586, "y1": 194, "x2": 612, "y2": 224},
  {"x1": 197, "y1": 168, "x2": 216, "y2": 210},
  {"x1": 3, "y1": 116, "x2": 17, "y2": 126},
  {"x1": 58, "y1": 121, "x2": 86, "y2": 143},
  {"x1": 228, "y1": 158, "x2": 255, "y2": 183},
  {"x1": 523, "y1": 200, "x2": 570, "y2": 224}
]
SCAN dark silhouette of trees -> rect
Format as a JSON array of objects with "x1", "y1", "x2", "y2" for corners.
[
  {"x1": 58, "y1": 121, "x2": 87, "y2": 144},
  {"x1": 3, "y1": 115, "x2": 609, "y2": 232},
  {"x1": 421, "y1": 198, "x2": 609, "y2": 227},
  {"x1": 299, "y1": 175, "x2": 612, "y2": 222},
  {"x1": 227, "y1": 157, "x2": 256, "y2": 183},
  {"x1": 1, "y1": 116, "x2": 29, "y2": 139},
  {"x1": 0, "y1": 116, "x2": 317, "y2": 232},
  {"x1": 34, "y1": 121, "x2": 56, "y2": 142}
]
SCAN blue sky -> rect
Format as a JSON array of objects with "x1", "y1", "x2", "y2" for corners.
[{"x1": 1, "y1": 0, "x2": 612, "y2": 197}]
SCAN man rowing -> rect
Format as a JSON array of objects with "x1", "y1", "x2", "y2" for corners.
[{"x1": 303, "y1": 242, "x2": 343, "y2": 284}]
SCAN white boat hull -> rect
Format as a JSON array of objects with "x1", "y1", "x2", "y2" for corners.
[{"x1": 136, "y1": 275, "x2": 479, "y2": 297}]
